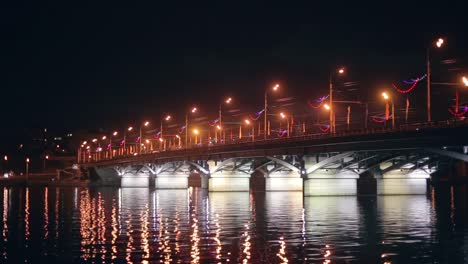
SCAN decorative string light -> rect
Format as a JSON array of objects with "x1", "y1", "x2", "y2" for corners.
[
  {"x1": 208, "y1": 118, "x2": 219, "y2": 126},
  {"x1": 178, "y1": 126, "x2": 186, "y2": 134},
  {"x1": 278, "y1": 129, "x2": 288, "y2": 137},
  {"x1": 307, "y1": 95, "x2": 329, "y2": 109},
  {"x1": 403, "y1": 74, "x2": 426, "y2": 84},
  {"x1": 154, "y1": 131, "x2": 161, "y2": 138},
  {"x1": 448, "y1": 106, "x2": 468, "y2": 117},
  {"x1": 318, "y1": 124, "x2": 330, "y2": 132},
  {"x1": 392, "y1": 74, "x2": 425, "y2": 93},
  {"x1": 372, "y1": 115, "x2": 392, "y2": 123},
  {"x1": 249, "y1": 109, "x2": 264, "y2": 121}
]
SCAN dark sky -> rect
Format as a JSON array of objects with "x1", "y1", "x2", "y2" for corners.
[{"x1": 1, "y1": 2, "x2": 468, "y2": 151}]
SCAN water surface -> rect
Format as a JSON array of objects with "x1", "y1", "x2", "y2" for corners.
[{"x1": 0, "y1": 186, "x2": 467, "y2": 263}]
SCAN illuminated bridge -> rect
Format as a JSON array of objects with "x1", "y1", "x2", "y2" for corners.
[{"x1": 80, "y1": 123, "x2": 468, "y2": 196}]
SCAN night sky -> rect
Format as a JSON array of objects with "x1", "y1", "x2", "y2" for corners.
[{"x1": 1, "y1": 2, "x2": 468, "y2": 153}]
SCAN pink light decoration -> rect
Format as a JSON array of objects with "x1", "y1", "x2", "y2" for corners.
[
  {"x1": 307, "y1": 100, "x2": 325, "y2": 109},
  {"x1": 278, "y1": 129, "x2": 288, "y2": 137},
  {"x1": 448, "y1": 107, "x2": 468, "y2": 117},
  {"x1": 319, "y1": 125, "x2": 330, "y2": 132},
  {"x1": 392, "y1": 81, "x2": 419, "y2": 94},
  {"x1": 120, "y1": 140, "x2": 125, "y2": 146},
  {"x1": 372, "y1": 116, "x2": 387, "y2": 123}
]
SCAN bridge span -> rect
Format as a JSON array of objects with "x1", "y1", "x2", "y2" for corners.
[{"x1": 80, "y1": 125, "x2": 468, "y2": 196}]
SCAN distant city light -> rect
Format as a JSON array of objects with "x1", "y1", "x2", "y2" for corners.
[
  {"x1": 144, "y1": 121, "x2": 150, "y2": 126},
  {"x1": 338, "y1": 68, "x2": 345, "y2": 74},
  {"x1": 226, "y1": 98, "x2": 232, "y2": 104},
  {"x1": 191, "y1": 107, "x2": 197, "y2": 113},
  {"x1": 273, "y1": 84, "x2": 279, "y2": 91},
  {"x1": 128, "y1": 126, "x2": 133, "y2": 131},
  {"x1": 102, "y1": 136, "x2": 107, "y2": 140},
  {"x1": 113, "y1": 131, "x2": 118, "y2": 136},
  {"x1": 165, "y1": 115, "x2": 171, "y2": 121},
  {"x1": 3, "y1": 155, "x2": 7, "y2": 161}
]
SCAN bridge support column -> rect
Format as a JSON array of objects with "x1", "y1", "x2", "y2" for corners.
[
  {"x1": 201, "y1": 174, "x2": 210, "y2": 189},
  {"x1": 155, "y1": 173, "x2": 189, "y2": 189},
  {"x1": 92, "y1": 167, "x2": 122, "y2": 186},
  {"x1": 304, "y1": 170, "x2": 358, "y2": 196},
  {"x1": 265, "y1": 171, "x2": 303, "y2": 191},
  {"x1": 121, "y1": 173, "x2": 152, "y2": 187},
  {"x1": 376, "y1": 170, "x2": 430, "y2": 195},
  {"x1": 209, "y1": 172, "x2": 250, "y2": 192}
]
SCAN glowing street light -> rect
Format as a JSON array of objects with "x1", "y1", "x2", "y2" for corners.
[
  {"x1": 382, "y1": 91, "x2": 395, "y2": 129},
  {"x1": 26, "y1": 158, "x2": 30, "y2": 181},
  {"x1": 128, "y1": 126, "x2": 133, "y2": 131},
  {"x1": 140, "y1": 121, "x2": 151, "y2": 154},
  {"x1": 329, "y1": 67, "x2": 346, "y2": 133},
  {"x1": 193, "y1": 129, "x2": 200, "y2": 144},
  {"x1": 165, "y1": 115, "x2": 171, "y2": 121},
  {"x1": 462, "y1": 76, "x2": 468, "y2": 87},
  {"x1": 427, "y1": 37, "x2": 446, "y2": 122},
  {"x1": 113, "y1": 131, "x2": 118, "y2": 136},
  {"x1": 102, "y1": 136, "x2": 107, "y2": 140},
  {"x1": 244, "y1": 119, "x2": 251, "y2": 125},
  {"x1": 216, "y1": 125, "x2": 222, "y2": 130},
  {"x1": 186, "y1": 106, "x2": 198, "y2": 148},
  {"x1": 323, "y1": 103, "x2": 331, "y2": 111},
  {"x1": 92, "y1": 138, "x2": 98, "y2": 143},
  {"x1": 3, "y1": 155, "x2": 7, "y2": 161},
  {"x1": 218, "y1": 97, "x2": 233, "y2": 143},
  {"x1": 265, "y1": 84, "x2": 280, "y2": 139},
  {"x1": 280, "y1": 112, "x2": 291, "y2": 137},
  {"x1": 244, "y1": 119, "x2": 254, "y2": 142},
  {"x1": 82, "y1": 141, "x2": 87, "y2": 145}
]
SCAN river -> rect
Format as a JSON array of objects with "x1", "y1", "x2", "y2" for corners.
[{"x1": 0, "y1": 186, "x2": 467, "y2": 263}]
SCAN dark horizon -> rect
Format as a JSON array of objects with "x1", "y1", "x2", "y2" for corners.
[{"x1": 2, "y1": 2, "x2": 468, "y2": 154}]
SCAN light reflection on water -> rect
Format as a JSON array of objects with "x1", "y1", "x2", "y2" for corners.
[{"x1": 0, "y1": 186, "x2": 466, "y2": 263}]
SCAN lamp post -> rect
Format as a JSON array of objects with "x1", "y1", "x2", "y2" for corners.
[
  {"x1": 43, "y1": 155, "x2": 49, "y2": 170},
  {"x1": 382, "y1": 92, "x2": 395, "y2": 129},
  {"x1": 329, "y1": 68, "x2": 345, "y2": 133},
  {"x1": 26, "y1": 158, "x2": 30, "y2": 182},
  {"x1": 244, "y1": 119, "x2": 254, "y2": 142},
  {"x1": 139, "y1": 121, "x2": 150, "y2": 154},
  {"x1": 193, "y1": 129, "x2": 200, "y2": 145},
  {"x1": 160, "y1": 115, "x2": 171, "y2": 151},
  {"x1": 427, "y1": 37, "x2": 445, "y2": 123},
  {"x1": 218, "y1": 97, "x2": 232, "y2": 143},
  {"x1": 110, "y1": 131, "x2": 118, "y2": 158},
  {"x1": 124, "y1": 126, "x2": 133, "y2": 155},
  {"x1": 265, "y1": 84, "x2": 279, "y2": 140},
  {"x1": 280, "y1": 112, "x2": 290, "y2": 138},
  {"x1": 186, "y1": 107, "x2": 197, "y2": 148}
]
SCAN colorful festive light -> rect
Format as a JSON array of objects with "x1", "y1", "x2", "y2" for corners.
[
  {"x1": 403, "y1": 74, "x2": 426, "y2": 85},
  {"x1": 249, "y1": 109, "x2": 264, "y2": 121},
  {"x1": 278, "y1": 129, "x2": 288, "y2": 137},
  {"x1": 307, "y1": 95, "x2": 329, "y2": 109},
  {"x1": 208, "y1": 118, "x2": 219, "y2": 126},
  {"x1": 448, "y1": 106, "x2": 468, "y2": 117},
  {"x1": 318, "y1": 124, "x2": 330, "y2": 132}
]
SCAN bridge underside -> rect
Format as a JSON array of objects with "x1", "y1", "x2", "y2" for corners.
[{"x1": 89, "y1": 147, "x2": 468, "y2": 196}]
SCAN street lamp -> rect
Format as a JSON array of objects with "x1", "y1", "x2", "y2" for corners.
[
  {"x1": 123, "y1": 126, "x2": 133, "y2": 155},
  {"x1": 462, "y1": 76, "x2": 468, "y2": 87},
  {"x1": 160, "y1": 115, "x2": 171, "y2": 151},
  {"x1": 26, "y1": 158, "x2": 30, "y2": 182},
  {"x1": 186, "y1": 106, "x2": 197, "y2": 148},
  {"x1": 218, "y1": 97, "x2": 232, "y2": 143},
  {"x1": 193, "y1": 129, "x2": 200, "y2": 145},
  {"x1": 382, "y1": 92, "x2": 395, "y2": 129},
  {"x1": 244, "y1": 119, "x2": 254, "y2": 142},
  {"x1": 329, "y1": 68, "x2": 345, "y2": 133},
  {"x1": 139, "y1": 121, "x2": 150, "y2": 154},
  {"x1": 280, "y1": 112, "x2": 291, "y2": 138},
  {"x1": 427, "y1": 37, "x2": 445, "y2": 122},
  {"x1": 265, "y1": 84, "x2": 280, "y2": 139}
]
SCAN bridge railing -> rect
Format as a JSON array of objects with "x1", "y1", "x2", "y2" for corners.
[{"x1": 81, "y1": 119, "x2": 468, "y2": 164}]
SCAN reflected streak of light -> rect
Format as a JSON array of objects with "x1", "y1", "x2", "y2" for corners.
[
  {"x1": 55, "y1": 188, "x2": 60, "y2": 240},
  {"x1": 174, "y1": 211, "x2": 181, "y2": 256},
  {"x1": 3, "y1": 188, "x2": 10, "y2": 258},
  {"x1": 74, "y1": 187, "x2": 78, "y2": 209},
  {"x1": 163, "y1": 217, "x2": 172, "y2": 263},
  {"x1": 301, "y1": 208, "x2": 306, "y2": 246},
  {"x1": 44, "y1": 187, "x2": 49, "y2": 240},
  {"x1": 141, "y1": 204, "x2": 150, "y2": 263},
  {"x1": 125, "y1": 212, "x2": 134, "y2": 264},
  {"x1": 214, "y1": 213, "x2": 222, "y2": 261},
  {"x1": 242, "y1": 223, "x2": 251, "y2": 264},
  {"x1": 322, "y1": 244, "x2": 332, "y2": 264},
  {"x1": 190, "y1": 214, "x2": 200, "y2": 263},
  {"x1": 80, "y1": 190, "x2": 91, "y2": 260},
  {"x1": 111, "y1": 199, "x2": 118, "y2": 259},
  {"x1": 276, "y1": 236, "x2": 287, "y2": 264},
  {"x1": 25, "y1": 188, "x2": 30, "y2": 241},
  {"x1": 97, "y1": 192, "x2": 106, "y2": 259},
  {"x1": 450, "y1": 186, "x2": 455, "y2": 225}
]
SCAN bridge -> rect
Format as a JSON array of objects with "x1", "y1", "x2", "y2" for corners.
[{"x1": 80, "y1": 122, "x2": 468, "y2": 196}]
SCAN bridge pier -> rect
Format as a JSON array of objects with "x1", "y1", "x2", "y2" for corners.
[
  {"x1": 155, "y1": 173, "x2": 189, "y2": 189},
  {"x1": 304, "y1": 170, "x2": 359, "y2": 196},
  {"x1": 376, "y1": 169, "x2": 430, "y2": 195},
  {"x1": 121, "y1": 173, "x2": 152, "y2": 187},
  {"x1": 265, "y1": 171, "x2": 303, "y2": 191},
  {"x1": 208, "y1": 172, "x2": 250, "y2": 192}
]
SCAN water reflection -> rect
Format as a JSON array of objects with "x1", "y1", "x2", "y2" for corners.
[{"x1": 0, "y1": 186, "x2": 466, "y2": 263}]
